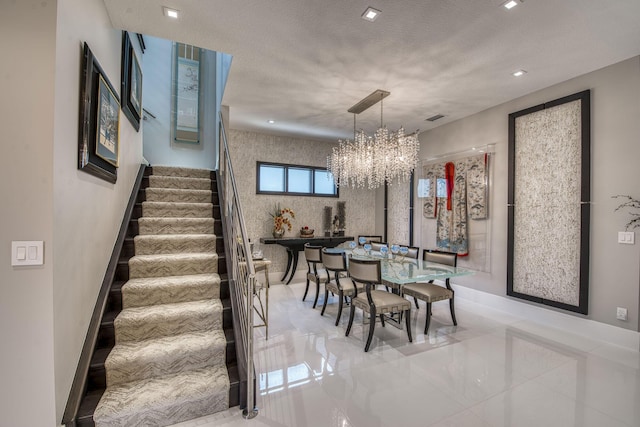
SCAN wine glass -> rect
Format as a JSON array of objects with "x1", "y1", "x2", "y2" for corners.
[
  {"x1": 380, "y1": 245, "x2": 389, "y2": 258},
  {"x1": 349, "y1": 241, "x2": 357, "y2": 250},
  {"x1": 363, "y1": 243, "x2": 372, "y2": 255},
  {"x1": 391, "y1": 244, "x2": 400, "y2": 258},
  {"x1": 399, "y1": 246, "x2": 409, "y2": 257},
  {"x1": 358, "y1": 236, "x2": 366, "y2": 246}
]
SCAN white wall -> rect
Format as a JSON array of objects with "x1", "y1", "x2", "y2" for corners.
[
  {"x1": 227, "y1": 129, "x2": 376, "y2": 275},
  {"x1": 417, "y1": 56, "x2": 640, "y2": 332},
  {"x1": 52, "y1": 0, "x2": 145, "y2": 422},
  {"x1": 0, "y1": 2, "x2": 57, "y2": 425},
  {"x1": 142, "y1": 36, "x2": 217, "y2": 170}
]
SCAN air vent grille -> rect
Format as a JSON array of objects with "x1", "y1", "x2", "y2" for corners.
[{"x1": 426, "y1": 114, "x2": 445, "y2": 122}]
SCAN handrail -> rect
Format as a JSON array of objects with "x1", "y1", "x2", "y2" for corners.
[{"x1": 218, "y1": 113, "x2": 258, "y2": 418}]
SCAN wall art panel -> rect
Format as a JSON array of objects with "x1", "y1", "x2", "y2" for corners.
[{"x1": 507, "y1": 90, "x2": 590, "y2": 314}]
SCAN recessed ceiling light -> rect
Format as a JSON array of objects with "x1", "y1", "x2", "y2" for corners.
[
  {"x1": 361, "y1": 7, "x2": 381, "y2": 22},
  {"x1": 163, "y1": 7, "x2": 179, "y2": 19},
  {"x1": 503, "y1": 0, "x2": 519, "y2": 10},
  {"x1": 267, "y1": 120, "x2": 275, "y2": 124},
  {"x1": 512, "y1": 69, "x2": 527, "y2": 77}
]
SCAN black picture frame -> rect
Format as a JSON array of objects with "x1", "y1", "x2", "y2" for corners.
[
  {"x1": 78, "y1": 42, "x2": 119, "y2": 183},
  {"x1": 507, "y1": 90, "x2": 590, "y2": 314},
  {"x1": 121, "y1": 31, "x2": 142, "y2": 131}
]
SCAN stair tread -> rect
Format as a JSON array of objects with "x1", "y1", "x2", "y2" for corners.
[
  {"x1": 124, "y1": 273, "x2": 220, "y2": 286},
  {"x1": 94, "y1": 365, "x2": 229, "y2": 426},
  {"x1": 134, "y1": 234, "x2": 217, "y2": 241},
  {"x1": 117, "y1": 299, "x2": 223, "y2": 321},
  {"x1": 105, "y1": 330, "x2": 227, "y2": 386},
  {"x1": 142, "y1": 201, "x2": 213, "y2": 207},
  {"x1": 129, "y1": 252, "x2": 218, "y2": 261}
]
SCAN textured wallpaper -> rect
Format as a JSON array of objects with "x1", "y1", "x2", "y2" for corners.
[
  {"x1": 513, "y1": 100, "x2": 582, "y2": 306},
  {"x1": 387, "y1": 180, "x2": 411, "y2": 246},
  {"x1": 227, "y1": 130, "x2": 376, "y2": 275}
]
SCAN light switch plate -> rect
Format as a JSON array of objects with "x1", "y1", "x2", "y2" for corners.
[
  {"x1": 618, "y1": 231, "x2": 635, "y2": 244},
  {"x1": 11, "y1": 241, "x2": 44, "y2": 266}
]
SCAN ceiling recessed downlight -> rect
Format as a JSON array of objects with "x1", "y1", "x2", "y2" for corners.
[
  {"x1": 512, "y1": 69, "x2": 527, "y2": 77},
  {"x1": 267, "y1": 120, "x2": 275, "y2": 124},
  {"x1": 163, "y1": 6, "x2": 179, "y2": 18},
  {"x1": 503, "y1": 0, "x2": 519, "y2": 10},
  {"x1": 361, "y1": 7, "x2": 381, "y2": 22}
]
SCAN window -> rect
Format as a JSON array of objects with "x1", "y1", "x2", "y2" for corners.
[
  {"x1": 172, "y1": 43, "x2": 201, "y2": 143},
  {"x1": 417, "y1": 177, "x2": 447, "y2": 198},
  {"x1": 257, "y1": 162, "x2": 338, "y2": 197}
]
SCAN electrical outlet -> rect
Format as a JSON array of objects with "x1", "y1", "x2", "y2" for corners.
[{"x1": 616, "y1": 307, "x2": 628, "y2": 321}]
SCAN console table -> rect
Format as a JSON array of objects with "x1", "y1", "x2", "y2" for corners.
[{"x1": 259, "y1": 236, "x2": 354, "y2": 284}]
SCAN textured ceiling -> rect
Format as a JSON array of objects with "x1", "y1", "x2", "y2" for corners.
[{"x1": 103, "y1": 0, "x2": 640, "y2": 142}]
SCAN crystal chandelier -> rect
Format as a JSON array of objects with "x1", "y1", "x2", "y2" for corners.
[{"x1": 328, "y1": 90, "x2": 419, "y2": 189}]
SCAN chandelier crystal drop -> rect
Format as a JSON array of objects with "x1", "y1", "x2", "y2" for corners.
[{"x1": 328, "y1": 91, "x2": 419, "y2": 189}]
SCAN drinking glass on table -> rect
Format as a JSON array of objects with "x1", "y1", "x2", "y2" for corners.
[
  {"x1": 363, "y1": 243, "x2": 372, "y2": 256},
  {"x1": 380, "y1": 245, "x2": 389, "y2": 258},
  {"x1": 399, "y1": 246, "x2": 409, "y2": 258},
  {"x1": 391, "y1": 244, "x2": 399, "y2": 258}
]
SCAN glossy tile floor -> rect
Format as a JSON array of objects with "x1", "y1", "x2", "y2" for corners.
[{"x1": 173, "y1": 280, "x2": 640, "y2": 427}]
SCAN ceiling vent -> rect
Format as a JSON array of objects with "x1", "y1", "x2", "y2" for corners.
[{"x1": 425, "y1": 114, "x2": 445, "y2": 122}]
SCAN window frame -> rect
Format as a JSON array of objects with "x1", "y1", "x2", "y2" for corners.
[{"x1": 256, "y1": 161, "x2": 339, "y2": 198}]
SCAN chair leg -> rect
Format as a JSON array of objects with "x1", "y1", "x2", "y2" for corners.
[
  {"x1": 379, "y1": 314, "x2": 385, "y2": 327},
  {"x1": 345, "y1": 304, "x2": 356, "y2": 336},
  {"x1": 405, "y1": 308, "x2": 412, "y2": 342},
  {"x1": 320, "y1": 288, "x2": 329, "y2": 316},
  {"x1": 365, "y1": 307, "x2": 377, "y2": 352},
  {"x1": 335, "y1": 291, "x2": 344, "y2": 326},
  {"x1": 413, "y1": 296, "x2": 419, "y2": 310},
  {"x1": 312, "y1": 281, "x2": 320, "y2": 308},
  {"x1": 302, "y1": 278, "x2": 310, "y2": 301},
  {"x1": 424, "y1": 302, "x2": 432, "y2": 334},
  {"x1": 449, "y1": 297, "x2": 458, "y2": 326}
]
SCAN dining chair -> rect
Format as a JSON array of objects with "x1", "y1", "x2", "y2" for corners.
[
  {"x1": 303, "y1": 243, "x2": 330, "y2": 308},
  {"x1": 370, "y1": 241, "x2": 388, "y2": 252},
  {"x1": 345, "y1": 258, "x2": 412, "y2": 352},
  {"x1": 401, "y1": 249, "x2": 458, "y2": 334},
  {"x1": 320, "y1": 249, "x2": 361, "y2": 326},
  {"x1": 357, "y1": 235, "x2": 382, "y2": 245},
  {"x1": 404, "y1": 246, "x2": 420, "y2": 259}
]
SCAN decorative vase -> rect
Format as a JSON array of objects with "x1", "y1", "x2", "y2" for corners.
[{"x1": 272, "y1": 228, "x2": 285, "y2": 238}]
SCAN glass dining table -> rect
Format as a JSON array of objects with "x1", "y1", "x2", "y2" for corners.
[
  {"x1": 333, "y1": 248, "x2": 475, "y2": 290},
  {"x1": 328, "y1": 248, "x2": 475, "y2": 329}
]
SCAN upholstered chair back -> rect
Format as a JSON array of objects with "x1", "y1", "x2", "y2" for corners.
[
  {"x1": 423, "y1": 249, "x2": 457, "y2": 267},
  {"x1": 348, "y1": 258, "x2": 381, "y2": 284},
  {"x1": 321, "y1": 249, "x2": 347, "y2": 272}
]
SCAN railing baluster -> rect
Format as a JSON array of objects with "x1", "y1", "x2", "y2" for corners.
[{"x1": 218, "y1": 114, "x2": 258, "y2": 419}]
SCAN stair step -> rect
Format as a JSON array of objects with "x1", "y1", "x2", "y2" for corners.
[
  {"x1": 149, "y1": 175, "x2": 212, "y2": 191},
  {"x1": 142, "y1": 201, "x2": 213, "y2": 218},
  {"x1": 138, "y1": 217, "x2": 215, "y2": 235},
  {"x1": 128, "y1": 253, "x2": 218, "y2": 279},
  {"x1": 151, "y1": 166, "x2": 213, "y2": 179},
  {"x1": 93, "y1": 364, "x2": 229, "y2": 427},
  {"x1": 134, "y1": 234, "x2": 217, "y2": 255},
  {"x1": 114, "y1": 299, "x2": 223, "y2": 343},
  {"x1": 145, "y1": 188, "x2": 213, "y2": 204},
  {"x1": 106, "y1": 330, "x2": 227, "y2": 387},
  {"x1": 122, "y1": 274, "x2": 220, "y2": 308}
]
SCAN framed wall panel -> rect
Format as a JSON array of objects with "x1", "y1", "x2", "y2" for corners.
[{"x1": 507, "y1": 90, "x2": 590, "y2": 314}]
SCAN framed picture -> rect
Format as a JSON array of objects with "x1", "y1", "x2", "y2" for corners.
[
  {"x1": 96, "y1": 74, "x2": 120, "y2": 166},
  {"x1": 507, "y1": 90, "x2": 590, "y2": 314},
  {"x1": 121, "y1": 31, "x2": 143, "y2": 131},
  {"x1": 78, "y1": 42, "x2": 119, "y2": 183}
]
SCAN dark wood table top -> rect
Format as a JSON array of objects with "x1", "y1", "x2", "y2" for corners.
[{"x1": 259, "y1": 236, "x2": 354, "y2": 248}]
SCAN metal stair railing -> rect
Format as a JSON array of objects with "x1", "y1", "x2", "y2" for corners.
[{"x1": 217, "y1": 113, "x2": 259, "y2": 419}]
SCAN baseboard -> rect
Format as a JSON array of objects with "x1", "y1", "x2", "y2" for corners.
[{"x1": 453, "y1": 284, "x2": 640, "y2": 352}]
